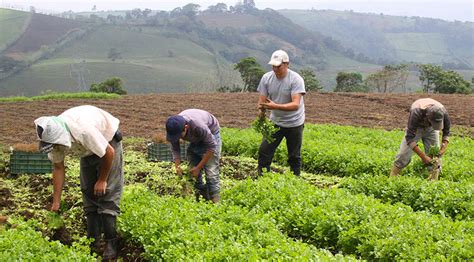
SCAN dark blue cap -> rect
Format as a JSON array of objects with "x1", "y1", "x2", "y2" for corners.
[{"x1": 166, "y1": 115, "x2": 185, "y2": 142}]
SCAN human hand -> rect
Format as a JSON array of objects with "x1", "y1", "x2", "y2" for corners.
[
  {"x1": 190, "y1": 166, "x2": 201, "y2": 178},
  {"x1": 94, "y1": 180, "x2": 107, "y2": 196},
  {"x1": 176, "y1": 166, "x2": 183, "y2": 176},
  {"x1": 261, "y1": 98, "x2": 276, "y2": 110},
  {"x1": 50, "y1": 201, "x2": 60, "y2": 212},
  {"x1": 422, "y1": 156, "x2": 433, "y2": 165}
]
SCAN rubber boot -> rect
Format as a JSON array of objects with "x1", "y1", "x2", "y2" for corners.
[
  {"x1": 257, "y1": 165, "x2": 270, "y2": 177},
  {"x1": 86, "y1": 213, "x2": 101, "y2": 255},
  {"x1": 210, "y1": 193, "x2": 220, "y2": 203},
  {"x1": 101, "y1": 214, "x2": 118, "y2": 261},
  {"x1": 390, "y1": 165, "x2": 401, "y2": 177}
]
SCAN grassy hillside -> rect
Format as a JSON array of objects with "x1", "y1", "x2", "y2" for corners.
[
  {"x1": 0, "y1": 8, "x2": 30, "y2": 51},
  {"x1": 0, "y1": 25, "x2": 224, "y2": 95},
  {"x1": 279, "y1": 9, "x2": 474, "y2": 66}
]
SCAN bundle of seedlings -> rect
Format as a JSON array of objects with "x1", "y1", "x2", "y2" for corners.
[
  {"x1": 252, "y1": 113, "x2": 279, "y2": 144},
  {"x1": 151, "y1": 133, "x2": 167, "y2": 144},
  {"x1": 11, "y1": 143, "x2": 38, "y2": 152},
  {"x1": 427, "y1": 146, "x2": 441, "y2": 181}
]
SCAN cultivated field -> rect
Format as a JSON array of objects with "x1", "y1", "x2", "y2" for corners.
[
  {"x1": 0, "y1": 92, "x2": 472, "y2": 145},
  {"x1": 1, "y1": 92, "x2": 473, "y2": 260}
]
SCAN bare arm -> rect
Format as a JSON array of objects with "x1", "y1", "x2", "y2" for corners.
[
  {"x1": 94, "y1": 144, "x2": 115, "y2": 196},
  {"x1": 51, "y1": 161, "x2": 66, "y2": 211},
  {"x1": 413, "y1": 145, "x2": 432, "y2": 165},
  {"x1": 190, "y1": 149, "x2": 214, "y2": 177},
  {"x1": 260, "y1": 94, "x2": 302, "y2": 111}
]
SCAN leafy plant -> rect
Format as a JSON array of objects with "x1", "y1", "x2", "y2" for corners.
[
  {"x1": 252, "y1": 116, "x2": 279, "y2": 143},
  {"x1": 428, "y1": 146, "x2": 440, "y2": 157}
]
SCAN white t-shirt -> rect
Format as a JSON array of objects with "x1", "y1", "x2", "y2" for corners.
[{"x1": 48, "y1": 105, "x2": 119, "y2": 163}]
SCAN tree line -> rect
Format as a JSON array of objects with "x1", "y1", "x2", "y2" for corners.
[{"x1": 227, "y1": 57, "x2": 472, "y2": 94}]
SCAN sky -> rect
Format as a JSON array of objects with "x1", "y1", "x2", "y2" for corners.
[{"x1": 1, "y1": 0, "x2": 473, "y2": 22}]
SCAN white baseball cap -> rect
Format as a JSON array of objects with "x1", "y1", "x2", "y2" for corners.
[{"x1": 268, "y1": 50, "x2": 289, "y2": 66}]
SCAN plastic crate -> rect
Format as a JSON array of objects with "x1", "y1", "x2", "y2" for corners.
[
  {"x1": 147, "y1": 142, "x2": 188, "y2": 162},
  {"x1": 10, "y1": 151, "x2": 53, "y2": 174}
]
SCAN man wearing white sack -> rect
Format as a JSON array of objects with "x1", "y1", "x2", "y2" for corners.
[{"x1": 34, "y1": 105, "x2": 123, "y2": 260}]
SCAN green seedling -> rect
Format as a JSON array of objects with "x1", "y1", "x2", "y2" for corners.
[{"x1": 252, "y1": 116, "x2": 279, "y2": 144}]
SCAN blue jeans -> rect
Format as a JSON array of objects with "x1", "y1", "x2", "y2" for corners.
[{"x1": 187, "y1": 132, "x2": 221, "y2": 198}]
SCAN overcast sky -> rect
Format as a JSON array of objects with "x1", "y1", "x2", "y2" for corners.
[{"x1": 2, "y1": 0, "x2": 473, "y2": 22}]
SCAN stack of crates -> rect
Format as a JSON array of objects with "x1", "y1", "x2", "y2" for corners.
[
  {"x1": 10, "y1": 151, "x2": 53, "y2": 174},
  {"x1": 147, "y1": 141, "x2": 188, "y2": 162}
]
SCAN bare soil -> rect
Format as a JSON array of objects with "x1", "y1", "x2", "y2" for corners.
[{"x1": 0, "y1": 92, "x2": 473, "y2": 146}]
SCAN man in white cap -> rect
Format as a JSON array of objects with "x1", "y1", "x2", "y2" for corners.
[
  {"x1": 390, "y1": 98, "x2": 451, "y2": 179},
  {"x1": 34, "y1": 105, "x2": 123, "y2": 259},
  {"x1": 257, "y1": 49, "x2": 306, "y2": 176}
]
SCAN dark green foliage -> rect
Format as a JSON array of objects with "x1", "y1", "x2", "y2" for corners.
[
  {"x1": 300, "y1": 69, "x2": 323, "y2": 91},
  {"x1": 234, "y1": 57, "x2": 265, "y2": 92},
  {"x1": 334, "y1": 72, "x2": 368, "y2": 92},
  {"x1": 90, "y1": 77, "x2": 127, "y2": 95},
  {"x1": 418, "y1": 64, "x2": 472, "y2": 94}
]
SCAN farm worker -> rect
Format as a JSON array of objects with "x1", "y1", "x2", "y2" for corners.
[
  {"x1": 390, "y1": 98, "x2": 451, "y2": 180},
  {"x1": 166, "y1": 109, "x2": 221, "y2": 203},
  {"x1": 257, "y1": 49, "x2": 306, "y2": 176},
  {"x1": 34, "y1": 105, "x2": 123, "y2": 260}
]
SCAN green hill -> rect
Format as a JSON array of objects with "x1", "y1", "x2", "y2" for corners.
[
  {"x1": 0, "y1": 7, "x2": 472, "y2": 96},
  {"x1": 0, "y1": 9, "x2": 31, "y2": 52},
  {"x1": 279, "y1": 9, "x2": 474, "y2": 67}
]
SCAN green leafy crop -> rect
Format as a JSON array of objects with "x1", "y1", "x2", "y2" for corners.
[{"x1": 252, "y1": 116, "x2": 279, "y2": 143}]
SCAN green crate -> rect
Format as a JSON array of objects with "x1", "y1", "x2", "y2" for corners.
[
  {"x1": 10, "y1": 151, "x2": 53, "y2": 174},
  {"x1": 147, "y1": 142, "x2": 188, "y2": 162}
]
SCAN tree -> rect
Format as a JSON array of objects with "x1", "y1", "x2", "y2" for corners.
[
  {"x1": 418, "y1": 64, "x2": 471, "y2": 94},
  {"x1": 206, "y1": 3, "x2": 227, "y2": 13},
  {"x1": 418, "y1": 64, "x2": 444, "y2": 93},
  {"x1": 234, "y1": 57, "x2": 265, "y2": 92},
  {"x1": 334, "y1": 72, "x2": 368, "y2": 92},
  {"x1": 433, "y1": 70, "x2": 471, "y2": 94},
  {"x1": 181, "y1": 3, "x2": 200, "y2": 17},
  {"x1": 90, "y1": 77, "x2": 127, "y2": 95},
  {"x1": 365, "y1": 64, "x2": 409, "y2": 93},
  {"x1": 299, "y1": 69, "x2": 323, "y2": 92}
]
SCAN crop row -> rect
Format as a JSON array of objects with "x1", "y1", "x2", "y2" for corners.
[
  {"x1": 339, "y1": 174, "x2": 473, "y2": 221},
  {"x1": 223, "y1": 174, "x2": 474, "y2": 260},
  {"x1": 0, "y1": 218, "x2": 94, "y2": 261},
  {"x1": 119, "y1": 185, "x2": 355, "y2": 261},
  {"x1": 221, "y1": 124, "x2": 474, "y2": 181}
]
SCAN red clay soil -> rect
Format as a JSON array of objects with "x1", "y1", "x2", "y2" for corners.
[{"x1": 0, "y1": 92, "x2": 473, "y2": 145}]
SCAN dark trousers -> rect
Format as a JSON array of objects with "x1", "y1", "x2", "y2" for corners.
[{"x1": 258, "y1": 124, "x2": 304, "y2": 176}]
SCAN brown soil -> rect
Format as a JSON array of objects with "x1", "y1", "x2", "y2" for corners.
[{"x1": 0, "y1": 92, "x2": 472, "y2": 146}]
